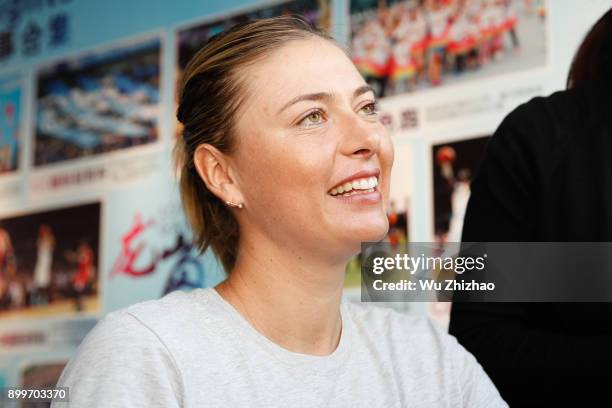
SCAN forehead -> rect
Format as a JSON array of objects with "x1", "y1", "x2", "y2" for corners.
[{"x1": 240, "y1": 38, "x2": 367, "y2": 109}]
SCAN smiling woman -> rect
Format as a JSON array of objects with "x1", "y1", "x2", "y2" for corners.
[
  {"x1": 52, "y1": 17, "x2": 507, "y2": 408},
  {"x1": 176, "y1": 19, "x2": 393, "y2": 274}
]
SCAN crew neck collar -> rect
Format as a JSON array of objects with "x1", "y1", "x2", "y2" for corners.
[{"x1": 201, "y1": 287, "x2": 352, "y2": 374}]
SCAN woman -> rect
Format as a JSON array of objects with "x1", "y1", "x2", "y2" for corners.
[
  {"x1": 54, "y1": 17, "x2": 506, "y2": 407},
  {"x1": 449, "y1": 7, "x2": 612, "y2": 407}
]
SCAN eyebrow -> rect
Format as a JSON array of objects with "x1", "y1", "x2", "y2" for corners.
[{"x1": 277, "y1": 84, "x2": 376, "y2": 114}]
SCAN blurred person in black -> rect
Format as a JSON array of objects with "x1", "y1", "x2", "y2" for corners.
[{"x1": 449, "y1": 7, "x2": 612, "y2": 407}]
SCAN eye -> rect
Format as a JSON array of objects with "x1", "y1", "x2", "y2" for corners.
[
  {"x1": 360, "y1": 102, "x2": 379, "y2": 116},
  {"x1": 298, "y1": 109, "x2": 326, "y2": 127}
]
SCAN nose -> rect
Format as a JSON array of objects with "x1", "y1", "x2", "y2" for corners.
[{"x1": 338, "y1": 110, "x2": 383, "y2": 159}]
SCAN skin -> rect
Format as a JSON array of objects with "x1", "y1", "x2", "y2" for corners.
[{"x1": 194, "y1": 37, "x2": 394, "y2": 356}]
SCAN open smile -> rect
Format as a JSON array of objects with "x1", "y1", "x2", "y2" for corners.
[
  {"x1": 327, "y1": 169, "x2": 382, "y2": 204},
  {"x1": 328, "y1": 176, "x2": 379, "y2": 197}
]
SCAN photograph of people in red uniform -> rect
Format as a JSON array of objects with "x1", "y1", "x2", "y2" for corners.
[{"x1": 350, "y1": 0, "x2": 546, "y2": 97}]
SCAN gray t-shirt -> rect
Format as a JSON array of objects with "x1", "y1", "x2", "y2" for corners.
[{"x1": 53, "y1": 288, "x2": 507, "y2": 407}]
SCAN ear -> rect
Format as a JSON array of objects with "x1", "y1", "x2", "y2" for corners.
[{"x1": 193, "y1": 144, "x2": 243, "y2": 205}]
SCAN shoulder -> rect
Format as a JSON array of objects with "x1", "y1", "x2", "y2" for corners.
[
  {"x1": 109, "y1": 288, "x2": 222, "y2": 356},
  {"x1": 54, "y1": 289, "x2": 219, "y2": 407},
  {"x1": 344, "y1": 301, "x2": 451, "y2": 354},
  {"x1": 60, "y1": 288, "x2": 218, "y2": 381},
  {"x1": 55, "y1": 307, "x2": 184, "y2": 407},
  {"x1": 501, "y1": 81, "x2": 610, "y2": 142},
  {"x1": 479, "y1": 89, "x2": 578, "y2": 176},
  {"x1": 122, "y1": 288, "x2": 212, "y2": 328},
  {"x1": 491, "y1": 82, "x2": 612, "y2": 176},
  {"x1": 498, "y1": 90, "x2": 571, "y2": 146},
  {"x1": 509, "y1": 87, "x2": 580, "y2": 119},
  {"x1": 343, "y1": 302, "x2": 483, "y2": 372},
  {"x1": 344, "y1": 302, "x2": 507, "y2": 406},
  {"x1": 65, "y1": 289, "x2": 212, "y2": 366},
  {"x1": 62, "y1": 306, "x2": 174, "y2": 369}
]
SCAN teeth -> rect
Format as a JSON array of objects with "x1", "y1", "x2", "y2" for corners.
[{"x1": 329, "y1": 176, "x2": 379, "y2": 196}]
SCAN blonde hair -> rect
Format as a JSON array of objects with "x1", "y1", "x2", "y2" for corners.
[{"x1": 175, "y1": 16, "x2": 335, "y2": 273}]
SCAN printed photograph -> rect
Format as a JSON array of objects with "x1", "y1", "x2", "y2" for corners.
[
  {"x1": 432, "y1": 135, "x2": 490, "y2": 245},
  {"x1": 350, "y1": 0, "x2": 547, "y2": 97},
  {"x1": 34, "y1": 38, "x2": 161, "y2": 167},
  {"x1": 0, "y1": 202, "x2": 101, "y2": 318},
  {"x1": 175, "y1": 0, "x2": 331, "y2": 138},
  {"x1": 0, "y1": 76, "x2": 21, "y2": 174}
]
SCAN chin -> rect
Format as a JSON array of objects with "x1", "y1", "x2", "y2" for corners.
[{"x1": 344, "y1": 218, "x2": 390, "y2": 248}]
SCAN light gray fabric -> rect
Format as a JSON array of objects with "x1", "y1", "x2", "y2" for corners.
[{"x1": 53, "y1": 288, "x2": 507, "y2": 407}]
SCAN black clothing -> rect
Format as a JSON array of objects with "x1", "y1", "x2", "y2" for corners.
[{"x1": 449, "y1": 79, "x2": 612, "y2": 407}]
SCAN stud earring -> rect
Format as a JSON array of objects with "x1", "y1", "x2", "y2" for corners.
[{"x1": 225, "y1": 201, "x2": 244, "y2": 209}]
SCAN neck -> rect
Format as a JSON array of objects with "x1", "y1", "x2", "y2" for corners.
[{"x1": 215, "y1": 230, "x2": 347, "y2": 356}]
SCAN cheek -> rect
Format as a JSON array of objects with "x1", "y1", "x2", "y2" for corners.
[{"x1": 238, "y1": 138, "x2": 334, "y2": 208}]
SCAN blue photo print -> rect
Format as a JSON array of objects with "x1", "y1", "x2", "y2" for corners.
[{"x1": 34, "y1": 38, "x2": 161, "y2": 167}]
